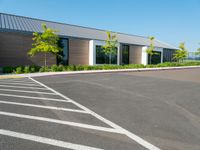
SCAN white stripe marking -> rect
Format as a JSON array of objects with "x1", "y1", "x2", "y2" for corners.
[
  {"x1": 0, "y1": 84, "x2": 47, "y2": 90},
  {"x1": 0, "y1": 129, "x2": 103, "y2": 150},
  {"x1": 0, "y1": 111, "x2": 121, "y2": 133},
  {"x1": 0, "y1": 100, "x2": 88, "y2": 114},
  {"x1": 30, "y1": 77, "x2": 161, "y2": 150},
  {"x1": 0, "y1": 80, "x2": 37, "y2": 84},
  {"x1": 0, "y1": 82, "x2": 41, "y2": 86},
  {"x1": 0, "y1": 93, "x2": 69, "y2": 103},
  {"x1": 0, "y1": 78, "x2": 30, "y2": 82},
  {"x1": 0, "y1": 88, "x2": 56, "y2": 95}
]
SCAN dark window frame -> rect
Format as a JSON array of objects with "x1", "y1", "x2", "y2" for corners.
[
  {"x1": 148, "y1": 51, "x2": 161, "y2": 64},
  {"x1": 95, "y1": 45, "x2": 117, "y2": 65},
  {"x1": 57, "y1": 38, "x2": 69, "y2": 65},
  {"x1": 121, "y1": 44, "x2": 130, "y2": 65}
]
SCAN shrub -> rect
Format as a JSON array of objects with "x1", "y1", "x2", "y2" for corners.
[
  {"x1": 3, "y1": 66, "x2": 15, "y2": 73},
  {"x1": 2, "y1": 61, "x2": 200, "y2": 74},
  {"x1": 75, "y1": 65, "x2": 85, "y2": 71},
  {"x1": 39, "y1": 66, "x2": 49, "y2": 72},
  {"x1": 30, "y1": 67, "x2": 36, "y2": 73},
  {"x1": 58, "y1": 65, "x2": 65, "y2": 71},
  {"x1": 51, "y1": 65, "x2": 59, "y2": 72},
  {"x1": 66, "y1": 65, "x2": 77, "y2": 71},
  {"x1": 15, "y1": 66, "x2": 23, "y2": 74},
  {"x1": 82, "y1": 65, "x2": 90, "y2": 70},
  {"x1": 29, "y1": 65, "x2": 40, "y2": 73},
  {"x1": 146, "y1": 64, "x2": 156, "y2": 68},
  {"x1": 24, "y1": 66, "x2": 30, "y2": 73},
  {"x1": 125, "y1": 64, "x2": 145, "y2": 69}
]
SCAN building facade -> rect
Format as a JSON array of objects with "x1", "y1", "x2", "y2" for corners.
[{"x1": 0, "y1": 13, "x2": 177, "y2": 67}]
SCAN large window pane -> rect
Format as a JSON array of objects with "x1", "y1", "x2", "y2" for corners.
[
  {"x1": 148, "y1": 51, "x2": 161, "y2": 64},
  {"x1": 57, "y1": 38, "x2": 68, "y2": 65},
  {"x1": 96, "y1": 45, "x2": 117, "y2": 64},
  {"x1": 122, "y1": 45, "x2": 129, "y2": 64},
  {"x1": 163, "y1": 49, "x2": 175, "y2": 62}
]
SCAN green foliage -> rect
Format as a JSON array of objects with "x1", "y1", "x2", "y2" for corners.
[
  {"x1": 39, "y1": 66, "x2": 50, "y2": 72},
  {"x1": 30, "y1": 65, "x2": 40, "y2": 73},
  {"x1": 28, "y1": 24, "x2": 62, "y2": 67},
  {"x1": 51, "y1": 64, "x2": 59, "y2": 72},
  {"x1": 195, "y1": 43, "x2": 200, "y2": 55},
  {"x1": 145, "y1": 62, "x2": 200, "y2": 68},
  {"x1": 102, "y1": 31, "x2": 118, "y2": 64},
  {"x1": 173, "y1": 42, "x2": 188, "y2": 62},
  {"x1": 15, "y1": 66, "x2": 23, "y2": 74},
  {"x1": 24, "y1": 66, "x2": 30, "y2": 73},
  {"x1": 3, "y1": 66, "x2": 15, "y2": 73},
  {"x1": 2, "y1": 62, "x2": 200, "y2": 74},
  {"x1": 50, "y1": 64, "x2": 66, "y2": 72},
  {"x1": 146, "y1": 36, "x2": 159, "y2": 64}
]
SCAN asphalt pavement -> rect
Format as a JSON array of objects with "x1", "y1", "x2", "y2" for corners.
[
  {"x1": 1, "y1": 68, "x2": 200, "y2": 150},
  {"x1": 0, "y1": 77, "x2": 147, "y2": 150}
]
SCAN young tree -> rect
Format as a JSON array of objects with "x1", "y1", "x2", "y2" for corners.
[
  {"x1": 195, "y1": 43, "x2": 200, "y2": 55},
  {"x1": 28, "y1": 24, "x2": 62, "y2": 68},
  {"x1": 173, "y1": 42, "x2": 188, "y2": 62},
  {"x1": 102, "y1": 31, "x2": 118, "y2": 64},
  {"x1": 146, "y1": 36, "x2": 158, "y2": 64}
]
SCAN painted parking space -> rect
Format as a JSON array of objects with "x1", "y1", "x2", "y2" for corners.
[
  {"x1": 0, "y1": 77, "x2": 155, "y2": 150},
  {"x1": 33, "y1": 69, "x2": 200, "y2": 150}
]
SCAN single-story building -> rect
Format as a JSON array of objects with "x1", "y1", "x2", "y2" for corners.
[{"x1": 0, "y1": 13, "x2": 177, "y2": 67}]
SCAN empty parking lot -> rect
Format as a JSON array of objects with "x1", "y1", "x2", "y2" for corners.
[{"x1": 0, "y1": 68, "x2": 200, "y2": 150}]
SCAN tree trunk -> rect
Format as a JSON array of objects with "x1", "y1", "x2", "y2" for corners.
[
  {"x1": 44, "y1": 53, "x2": 47, "y2": 68},
  {"x1": 109, "y1": 54, "x2": 111, "y2": 64}
]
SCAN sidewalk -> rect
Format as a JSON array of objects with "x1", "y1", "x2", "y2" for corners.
[{"x1": 0, "y1": 66, "x2": 200, "y2": 79}]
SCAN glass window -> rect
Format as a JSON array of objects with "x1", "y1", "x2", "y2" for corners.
[
  {"x1": 122, "y1": 45, "x2": 129, "y2": 64},
  {"x1": 148, "y1": 51, "x2": 161, "y2": 64},
  {"x1": 96, "y1": 45, "x2": 117, "y2": 64},
  {"x1": 163, "y1": 49, "x2": 176, "y2": 62},
  {"x1": 57, "y1": 38, "x2": 68, "y2": 65}
]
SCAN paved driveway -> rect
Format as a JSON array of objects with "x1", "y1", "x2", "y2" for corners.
[
  {"x1": 0, "y1": 68, "x2": 200, "y2": 150},
  {"x1": 0, "y1": 77, "x2": 148, "y2": 150}
]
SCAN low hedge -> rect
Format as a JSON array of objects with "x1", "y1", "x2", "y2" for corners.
[{"x1": 2, "y1": 62, "x2": 200, "y2": 74}]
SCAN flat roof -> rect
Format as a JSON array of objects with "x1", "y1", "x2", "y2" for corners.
[{"x1": 0, "y1": 13, "x2": 177, "y2": 49}]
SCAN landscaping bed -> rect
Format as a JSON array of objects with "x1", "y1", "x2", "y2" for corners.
[{"x1": 2, "y1": 62, "x2": 200, "y2": 74}]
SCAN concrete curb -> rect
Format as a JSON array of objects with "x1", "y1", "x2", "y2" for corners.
[{"x1": 0, "y1": 66, "x2": 200, "y2": 78}]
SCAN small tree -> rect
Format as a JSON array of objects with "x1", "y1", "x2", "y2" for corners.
[
  {"x1": 28, "y1": 24, "x2": 62, "y2": 68},
  {"x1": 102, "y1": 31, "x2": 118, "y2": 64},
  {"x1": 195, "y1": 43, "x2": 200, "y2": 55},
  {"x1": 173, "y1": 42, "x2": 188, "y2": 62},
  {"x1": 146, "y1": 36, "x2": 158, "y2": 64}
]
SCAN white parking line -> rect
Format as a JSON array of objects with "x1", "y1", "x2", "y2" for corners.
[
  {"x1": 0, "y1": 111, "x2": 121, "y2": 134},
  {"x1": 30, "y1": 77, "x2": 161, "y2": 150},
  {"x1": 0, "y1": 100, "x2": 88, "y2": 114},
  {"x1": 0, "y1": 78, "x2": 28, "y2": 81},
  {"x1": 0, "y1": 88, "x2": 56, "y2": 95},
  {"x1": 0, "y1": 84, "x2": 48, "y2": 90},
  {"x1": 0, "y1": 129, "x2": 103, "y2": 150},
  {"x1": 0, "y1": 93, "x2": 70, "y2": 103},
  {"x1": 0, "y1": 82, "x2": 42, "y2": 86},
  {"x1": 0, "y1": 80, "x2": 37, "y2": 84}
]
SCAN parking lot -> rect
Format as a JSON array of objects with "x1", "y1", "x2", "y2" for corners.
[{"x1": 0, "y1": 68, "x2": 200, "y2": 150}]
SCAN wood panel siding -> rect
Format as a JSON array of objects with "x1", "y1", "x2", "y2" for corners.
[
  {"x1": 129, "y1": 45, "x2": 142, "y2": 64},
  {"x1": 0, "y1": 32, "x2": 56, "y2": 67},
  {"x1": 68, "y1": 38, "x2": 89, "y2": 65}
]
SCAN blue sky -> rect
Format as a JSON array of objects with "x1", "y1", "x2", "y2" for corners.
[{"x1": 0, "y1": 0, "x2": 199, "y2": 51}]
